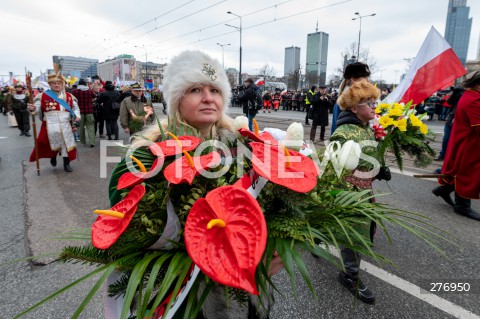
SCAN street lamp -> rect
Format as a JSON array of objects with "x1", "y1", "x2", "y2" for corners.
[
  {"x1": 352, "y1": 12, "x2": 376, "y2": 61},
  {"x1": 226, "y1": 11, "x2": 242, "y2": 84},
  {"x1": 135, "y1": 45, "x2": 148, "y2": 85},
  {"x1": 216, "y1": 42, "x2": 230, "y2": 68}
]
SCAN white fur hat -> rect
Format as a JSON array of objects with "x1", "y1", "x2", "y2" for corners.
[{"x1": 163, "y1": 50, "x2": 231, "y2": 118}]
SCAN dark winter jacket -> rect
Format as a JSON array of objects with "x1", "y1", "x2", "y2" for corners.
[
  {"x1": 98, "y1": 87, "x2": 121, "y2": 120},
  {"x1": 311, "y1": 92, "x2": 331, "y2": 126},
  {"x1": 237, "y1": 83, "x2": 258, "y2": 115}
]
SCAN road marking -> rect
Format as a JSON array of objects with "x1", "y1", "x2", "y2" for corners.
[
  {"x1": 360, "y1": 261, "x2": 480, "y2": 319},
  {"x1": 0, "y1": 136, "x2": 7, "y2": 139},
  {"x1": 324, "y1": 246, "x2": 480, "y2": 318}
]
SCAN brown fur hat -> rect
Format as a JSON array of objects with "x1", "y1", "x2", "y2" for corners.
[{"x1": 337, "y1": 80, "x2": 380, "y2": 111}]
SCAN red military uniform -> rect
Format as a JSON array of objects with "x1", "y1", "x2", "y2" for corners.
[{"x1": 442, "y1": 89, "x2": 480, "y2": 199}]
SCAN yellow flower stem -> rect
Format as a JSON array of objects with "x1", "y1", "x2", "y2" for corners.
[
  {"x1": 167, "y1": 132, "x2": 183, "y2": 148},
  {"x1": 283, "y1": 146, "x2": 291, "y2": 168},
  {"x1": 183, "y1": 150, "x2": 195, "y2": 168},
  {"x1": 94, "y1": 210, "x2": 125, "y2": 219},
  {"x1": 207, "y1": 219, "x2": 226, "y2": 229},
  {"x1": 253, "y1": 119, "x2": 259, "y2": 136},
  {"x1": 130, "y1": 155, "x2": 147, "y2": 173}
]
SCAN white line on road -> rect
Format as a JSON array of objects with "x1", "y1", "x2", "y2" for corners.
[
  {"x1": 324, "y1": 246, "x2": 480, "y2": 318},
  {"x1": 360, "y1": 260, "x2": 480, "y2": 319}
]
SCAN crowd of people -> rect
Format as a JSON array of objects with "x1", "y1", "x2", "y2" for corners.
[{"x1": 0, "y1": 75, "x2": 159, "y2": 172}]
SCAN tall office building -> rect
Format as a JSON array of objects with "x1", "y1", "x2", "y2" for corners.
[
  {"x1": 305, "y1": 31, "x2": 328, "y2": 86},
  {"x1": 284, "y1": 46, "x2": 301, "y2": 76},
  {"x1": 444, "y1": 0, "x2": 472, "y2": 65},
  {"x1": 52, "y1": 56, "x2": 98, "y2": 78}
]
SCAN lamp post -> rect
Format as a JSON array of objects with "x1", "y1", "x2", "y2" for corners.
[
  {"x1": 226, "y1": 11, "x2": 242, "y2": 85},
  {"x1": 352, "y1": 12, "x2": 376, "y2": 61},
  {"x1": 216, "y1": 42, "x2": 230, "y2": 68},
  {"x1": 135, "y1": 45, "x2": 148, "y2": 86}
]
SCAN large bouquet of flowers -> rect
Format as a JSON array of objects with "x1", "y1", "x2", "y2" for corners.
[
  {"x1": 16, "y1": 117, "x2": 448, "y2": 319},
  {"x1": 373, "y1": 101, "x2": 435, "y2": 169}
]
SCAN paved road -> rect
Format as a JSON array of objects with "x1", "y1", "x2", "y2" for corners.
[{"x1": 0, "y1": 106, "x2": 478, "y2": 319}]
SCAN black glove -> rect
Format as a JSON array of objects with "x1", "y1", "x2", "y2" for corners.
[{"x1": 376, "y1": 166, "x2": 392, "y2": 181}]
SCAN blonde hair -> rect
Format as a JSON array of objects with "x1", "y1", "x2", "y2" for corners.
[{"x1": 132, "y1": 112, "x2": 236, "y2": 148}]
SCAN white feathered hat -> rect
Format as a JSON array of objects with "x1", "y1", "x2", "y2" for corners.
[{"x1": 163, "y1": 50, "x2": 231, "y2": 118}]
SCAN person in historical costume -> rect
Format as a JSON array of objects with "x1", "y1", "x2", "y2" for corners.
[
  {"x1": 119, "y1": 83, "x2": 154, "y2": 135},
  {"x1": 330, "y1": 80, "x2": 390, "y2": 304},
  {"x1": 6, "y1": 83, "x2": 31, "y2": 136},
  {"x1": 27, "y1": 73, "x2": 80, "y2": 172},
  {"x1": 432, "y1": 70, "x2": 480, "y2": 221},
  {"x1": 107, "y1": 50, "x2": 283, "y2": 319},
  {"x1": 331, "y1": 62, "x2": 371, "y2": 134}
]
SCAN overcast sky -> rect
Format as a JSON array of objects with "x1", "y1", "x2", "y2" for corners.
[{"x1": 1, "y1": 0, "x2": 479, "y2": 84}]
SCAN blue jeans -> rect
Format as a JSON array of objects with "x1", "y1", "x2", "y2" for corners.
[
  {"x1": 246, "y1": 110, "x2": 256, "y2": 131},
  {"x1": 439, "y1": 122, "x2": 452, "y2": 158}
]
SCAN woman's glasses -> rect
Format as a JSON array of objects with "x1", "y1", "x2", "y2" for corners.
[{"x1": 358, "y1": 101, "x2": 378, "y2": 108}]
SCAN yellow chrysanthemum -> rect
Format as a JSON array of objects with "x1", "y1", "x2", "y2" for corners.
[
  {"x1": 392, "y1": 103, "x2": 404, "y2": 110},
  {"x1": 375, "y1": 103, "x2": 391, "y2": 115},
  {"x1": 388, "y1": 107, "x2": 403, "y2": 117},
  {"x1": 379, "y1": 115, "x2": 394, "y2": 128},
  {"x1": 419, "y1": 123, "x2": 428, "y2": 135},
  {"x1": 409, "y1": 114, "x2": 423, "y2": 127},
  {"x1": 396, "y1": 118, "x2": 407, "y2": 132}
]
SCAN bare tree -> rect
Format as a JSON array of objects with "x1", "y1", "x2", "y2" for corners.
[
  {"x1": 258, "y1": 64, "x2": 276, "y2": 82},
  {"x1": 286, "y1": 69, "x2": 301, "y2": 90},
  {"x1": 329, "y1": 42, "x2": 378, "y2": 86},
  {"x1": 227, "y1": 73, "x2": 236, "y2": 88}
]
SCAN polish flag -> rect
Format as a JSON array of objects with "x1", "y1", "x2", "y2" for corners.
[
  {"x1": 255, "y1": 77, "x2": 265, "y2": 86},
  {"x1": 385, "y1": 27, "x2": 466, "y2": 105}
]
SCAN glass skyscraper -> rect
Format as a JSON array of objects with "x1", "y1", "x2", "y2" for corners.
[
  {"x1": 445, "y1": 0, "x2": 472, "y2": 65},
  {"x1": 305, "y1": 31, "x2": 329, "y2": 86},
  {"x1": 284, "y1": 46, "x2": 301, "y2": 76}
]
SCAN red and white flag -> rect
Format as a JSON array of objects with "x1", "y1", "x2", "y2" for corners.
[
  {"x1": 385, "y1": 26, "x2": 466, "y2": 105},
  {"x1": 255, "y1": 77, "x2": 265, "y2": 86}
]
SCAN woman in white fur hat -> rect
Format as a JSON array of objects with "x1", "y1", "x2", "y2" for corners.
[
  {"x1": 135, "y1": 50, "x2": 236, "y2": 144},
  {"x1": 130, "y1": 50, "x2": 282, "y2": 319}
]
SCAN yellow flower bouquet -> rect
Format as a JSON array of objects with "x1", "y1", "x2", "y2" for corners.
[{"x1": 373, "y1": 101, "x2": 435, "y2": 169}]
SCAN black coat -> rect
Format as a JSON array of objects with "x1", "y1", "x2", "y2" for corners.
[
  {"x1": 311, "y1": 92, "x2": 331, "y2": 126},
  {"x1": 98, "y1": 89, "x2": 121, "y2": 120},
  {"x1": 237, "y1": 83, "x2": 258, "y2": 115}
]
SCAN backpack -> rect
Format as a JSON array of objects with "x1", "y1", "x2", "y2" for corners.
[
  {"x1": 252, "y1": 89, "x2": 263, "y2": 111},
  {"x1": 110, "y1": 93, "x2": 121, "y2": 110}
]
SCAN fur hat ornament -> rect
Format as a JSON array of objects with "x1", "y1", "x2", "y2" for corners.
[{"x1": 162, "y1": 50, "x2": 231, "y2": 118}]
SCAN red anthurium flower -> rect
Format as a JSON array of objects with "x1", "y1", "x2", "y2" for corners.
[
  {"x1": 117, "y1": 157, "x2": 161, "y2": 190},
  {"x1": 237, "y1": 128, "x2": 279, "y2": 146},
  {"x1": 149, "y1": 135, "x2": 202, "y2": 157},
  {"x1": 92, "y1": 184, "x2": 146, "y2": 249},
  {"x1": 184, "y1": 186, "x2": 267, "y2": 295},
  {"x1": 250, "y1": 142, "x2": 319, "y2": 193},
  {"x1": 163, "y1": 151, "x2": 221, "y2": 185},
  {"x1": 372, "y1": 123, "x2": 387, "y2": 139}
]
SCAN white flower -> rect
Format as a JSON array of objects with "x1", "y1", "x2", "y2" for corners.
[
  {"x1": 233, "y1": 116, "x2": 249, "y2": 136},
  {"x1": 326, "y1": 140, "x2": 361, "y2": 175},
  {"x1": 284, "y1": 122, "x2": 304, "y2": 150}
]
